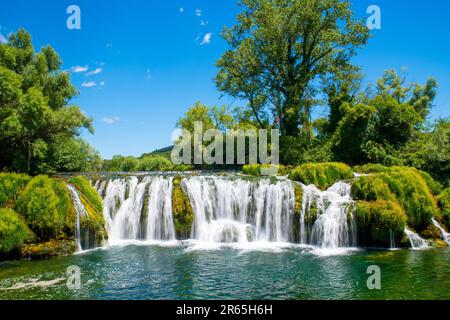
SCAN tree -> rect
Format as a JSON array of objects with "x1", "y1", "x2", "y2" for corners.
[
  {"x1": 0, "y1": 29, "x2": 95, "y2": 174},
  {"x1": 216, "y1": 0, "x2": 369, "y2": 136}
]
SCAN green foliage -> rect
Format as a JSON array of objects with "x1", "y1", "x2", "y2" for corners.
[
  {"x1": 0, "y1": 29, "x2": 97, "y2": 174},
  {"x1": 242, "y1": 164, "x2": 289, "y2": 176},
  {"x1": 354, "y1": 200, "x2": 407, "y2": 247},
  {"x1": 216, "y1": 0, "x2": 369, "y2": 136},
  {"x1": 351, "y1": 168, "x2": 438, "y2": 231},
  {"x1": 0, "y1": 208, "x2": 30, "y2": 254},
  {"x1": 289, "y1": 163, "x2": 353, "y2": 190},
  {"x1": 0, "y1": 173, "x2": 31, "y2": 207},
  {"x1": 14, "y1": 175, "x2": 70, "y2": 241},
  {"x1": 438, "y1": 188, "x2": 450, "y2": 229},
  {"x1": 138, "y1": 155, "x2": 174, "y2": 171},
  {"x1": 172, "y1": 177, "x2": 194, "y2": 239}
]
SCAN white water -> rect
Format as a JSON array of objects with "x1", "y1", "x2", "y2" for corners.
[
  {"x1": 182, "y1": 176, "x2": 294, "y2": 244},
  {"x1": 300, "y1": 182, "x2": 356, "y2": 249},
  {"x1": 432, "y1": 218, "x2": 450, "y2": 244},
  {"x1": 404, "y1": 228, "x2": 429, "y2": 249},
  {"x1": 99, "y1": 176, "x2": 176, "y2": 244},
  {"x1": 67, "y1": 185, "x2": 89, "y2": 251}
]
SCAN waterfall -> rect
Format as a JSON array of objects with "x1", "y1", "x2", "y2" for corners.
[
  {"x1": 432, "y1": 218, "x2": 450, "y2": 244},
  {"x1": 100, "y1": 176, "x2": 176, "y2": 244},
  {"x1": 405, "y1": 228, "x2": 428, "y2": 249},
  {"x1": 182, "y1": 176, "x2": 294, "y2": 243},
  {"x1": 300, "y1": 182, "x2": 356, "y2": 249},
  {"x1": 67, "y1": 185, "x2": 89, "y2": 251}
]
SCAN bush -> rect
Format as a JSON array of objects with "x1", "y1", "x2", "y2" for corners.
[
  {"x1": 0, "y1": 173, "x2": 31, "y2": 207},
  {"x1": 351, "y1": 168, "x2": 438, "y2": 231},
  {"x1": 288, "y1": 162, "x2": 353, "y2": 190},
  {"x1": 15, "y1": 175, "x2": 70, "y2": 241},
  {"x1": 242, "y1": 164, "x2": 289, "y2": 176},
  {"x1": 138, "y1": 155, "x2": 174, "y2": 171},
  {"x1": 172, "y1": 177, "x2": 194, "y2": 239},
  {"x1": 0, "y1": 208, "x2": 30, "y2": 254}
]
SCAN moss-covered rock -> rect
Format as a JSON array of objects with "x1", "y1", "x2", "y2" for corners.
[
  {"x1": 289, "y1": 162, "x2": 353, "y2": 190},
  {"x1": 20, "y1": 239, "x2": 77, "y2": 260},
  {"x1": 0, "y1": 208, "x2": 31, "y2": 255},
  {"x1": 354, "y1": 200, "x2": 407, "y2": 248},
  {"x1": 15, "y1": 175, "x2": 71, "y2": 242},
  {"x1": 0, "y1": 173, "x2": 31, "y2": 207},
  {"x1": 66, "y1": 176, "x2": 107, "y2": 247},
  {"x1": 172, "y1": 177, "x2": 194, "y2": 239},
  {"x1": 351, "y1": 168, "x2": 438, "y2": 232},
  {"x1": 294, "y1": 183, "x2": 303, "y2": 214}
]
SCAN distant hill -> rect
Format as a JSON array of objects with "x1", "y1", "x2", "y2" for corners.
[{"x1": 139, "y1": 146, "x2": 174, "y2": 159}]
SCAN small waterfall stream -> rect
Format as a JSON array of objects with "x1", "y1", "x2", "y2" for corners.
[
  {"x1": 432, "y1": 219, "x2": 450, "y2": 244},
  {"x1": 67, "y1": 185, "x2": 89, "y2": 251},
  {"x1": 405, "y1": 228, "x2": 429, "y2": 249}
]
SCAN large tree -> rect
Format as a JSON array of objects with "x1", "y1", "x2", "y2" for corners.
[
  {"x1": 0, "y1": 29, "x2": 95, "y2": 174},
  {"x1": 215, "y1": 0, "x2": 369, "y2": 136}
]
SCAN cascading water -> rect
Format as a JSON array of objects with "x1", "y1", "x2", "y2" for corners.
[
  {"x1": 405, "y1": 228, "x2": 428, "y2": 249},
  {"x1": 98, "y1": 176, "x2": 176, "y2": 244},
  {"x1": 432, "y1": 218, "x2": 450, "y2": 244},
  {"x1": 67, "y1": 185, "x2": 89, "y2": 251},
  {"x1": 300, "y1": 182, "x2": 356, "y2": 249},
  {"x1": 181, "y1": 176, "x2": 356, "y2": 250},
  {"x1": 182, "y1": 176, "x2": 294, "y2": 243}
]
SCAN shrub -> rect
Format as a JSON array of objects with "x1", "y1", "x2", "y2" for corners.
[
  {"x1": 138, "y1": 155, "x2": 174, "y2": 171},
  {"x1": 242, "y1": 164, "x2": 289, "y2": 177},
  {"x1": 351, "y1": 168, "x2": 438, "y2": 231},
  {"x1": 0, "y1": 173, "x2": 31, "y2": 207},
  {"x1": 354, "y1": 200, "x2": 407, "y2": 247},
  {"x1": 0, "y1": 208, "x2": 30, "y2": 254},
  {"x1": 15, "y1": 175, "x2": 70, "y2": 241},
  {"x1": 172, "y1": 177, "x2": 194, "y2": 239},
  {"x1": 288, "y1": 162, "x2": 353, "y2": 190}
]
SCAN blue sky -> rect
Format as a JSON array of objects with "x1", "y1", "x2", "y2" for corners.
[{"x1": 1, "y1": 0, "x2": 449, "y2": 158}]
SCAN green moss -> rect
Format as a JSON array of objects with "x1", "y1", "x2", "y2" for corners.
[
  {"x1": 66, "y1": 176, "x2": 107, "y2": 245},
  {"x1": 351, "y1": 175, "x2": 393, "y2": 202},
  {"x1": 15, "y1": 175, "x2": 70, "y2": 241},
  {"x1": 354, "y1": 200, "x2": 407, "y2": 247},
  {"x1": 0, "y1": 173, "x2": 31, "y2": 207},
  {"x1": 351, "y1": 168, "x2": 438, "y2": 232},
  {"x1": 0, "y1": 208, "x2": 31, "y2": 254},
  {"x1": 172, "y1": 177, "x2": 194, "y2": 239},
  {"x1": 353, "y1": 164, "x2": 442, "y2": 195},
  {"x1": 294, "y1": 183, "x2": 303, "y2": 214},
  {"x1": 20, "y1": 239, "x2": 77, "y2": 259},
  {"x1": 67, "y1": 176, "x2": 103, "y2": 213},
  {"x1": 242, "y1": 164, "x2": 289, "y2": 176},
  {"x1": 438, "y1": 188, "x2": 450, "y2": 229},
  {"x1": 289, "y1": 162, "x2": 353, "y2": 190}
]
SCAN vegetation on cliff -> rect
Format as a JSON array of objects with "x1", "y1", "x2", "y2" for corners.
[
  {"x1": 289, "y1": 163, "x2": 353, "y2": 190},
  {"x1": 171, "y1": 177, "x2": 194, "y2": 239}
]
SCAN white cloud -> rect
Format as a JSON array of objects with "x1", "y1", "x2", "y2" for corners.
[
  {"x1": 102, "y1": 117, "x2": 119, "y2": 124},
  {"x1": 99, "y1": 81, "x2": 105, "y2": 86},
  {"x1": 106, "y1": 43, "x2": 113, "y2": 48},
  {"x1": 179, "y1": 7, "x2": 184, "y2": 13},
  {"x1": 72, "y1": 65, "x2": 88, "y2": 73},
  {"x1": 81, "y1": 81, "x2": 97, "y2": 87},
  {"x1": 195, "y1": 9, "x2": 202, "y2": 17},
  {"x1": 0, "y1": 33, "x2": 7, "y2": 44},
  {"x1": 200, "y1": 20, "x2": 209, "y2": 27},
  {"x1": 200, "y1": 33, "x2": 212, "y2": 45},
  {"x1": 145, "y1": 69, "x2": 151, "y2": 80},
  {"x1": 86, "y1": 67, "x2": 103, "y2": 76}
]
